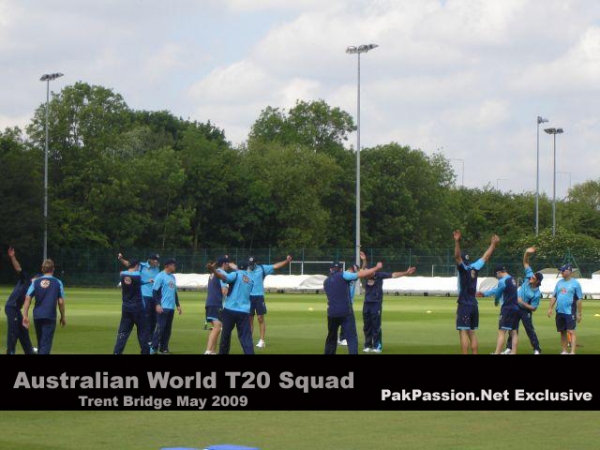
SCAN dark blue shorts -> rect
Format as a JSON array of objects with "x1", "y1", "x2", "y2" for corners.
[
  {"x1": 250, "y1": 295, "x2": 267, "y2": 316},
  {"x1": 205, "y1": 306, "x2": 222, "y2": 323},
  {"x1": 499, "y1": 309, "x2": 520, "y2": 330},
  {"x1": 555, "y1": 313, "x2": 576, "y2": 331},
  {"x1": 456, "y1": 304, "x2": 479, "y2": 330}
]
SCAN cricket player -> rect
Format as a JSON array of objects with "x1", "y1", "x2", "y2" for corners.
[
  {"x1": 150, "y1": 258, "x2": 181, "y2": 354},
  {"x1": 247, "y1": 254, "x2": 292, "y2": 348},
  {"x1": 208, "y1": 260, "x2": 255, "y2": 355},
  {"x1": 324, "y1": 261, "x2": 382, "y2": 355},
  {"x1": 22, "y1": 259, "x2": 66, "y2": 354},
  {"x1": 204, "y1": 255, "x2": 230, "y2": 354},
  {"x1": 547, "y1": 264, "x2": 583, "y2": 354},
  {"x1": 113, "y1": 259, "x2": 150, "y2": 354},
  {"x1": 4, "y1": 247, "x2": 36, "y2": 354},
  {"x1": 453, "y1": 230, "x2": 500, "y2": 354}
]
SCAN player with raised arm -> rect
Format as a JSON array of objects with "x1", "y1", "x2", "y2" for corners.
[
  {"x1": 118, "y1": 253, "x2": 160, "y2": 345},
  {"x1": 247, "y1": 254, "x2": 293, "y2": 348},
  {"x1": 478, "y1": 265, "x2": 520, "y2": 354},
  {"x1": 453, "y1": 230, "x2": 500, "y2": 354},
  {"x1": 324, "y1": 261, "x2": 383, "y2": 355},
  {"x1": 113, "y1": 259, "x2": 150, "y2": 354},
  {"x1": 361, "y1": 251, "x2": 416, "y2": 353},
  {"x1": 503, "y1": 247, "x2": 544, "y2": 354},
  {"x1": 4, "y1": 247, "x2": 36, "y2": 354},
  {"x1": 208, "y1": 260, "x2": 255, "y2": 355},
  {"x1": 204, "y1": 255, "x2": 230, "y2": 355},
  {"x1": 547, "y1": 264, "x2": 583, "y2": 354}
]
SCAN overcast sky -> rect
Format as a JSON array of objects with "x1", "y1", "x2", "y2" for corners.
[{"x1": 1, "y1": 0, "x2": 599, "y2": 197}]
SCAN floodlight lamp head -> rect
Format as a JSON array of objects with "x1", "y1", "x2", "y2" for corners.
[
  {"x1": 346, "y1": 46, "x2": 358, "y2": 54},
  {"x1": 537, "y1": 116, "x2": 549, "y2": 124},
  {"x1": 358, "y1": 44, "x2": 379, "y2": 53},
  {"x1": 544, "y1": 128, "x2": 557, "y2": 134},
  {"x1": 556, "y1": 128, "x2": 564, "y2": 134},
  {"x1": 40, "y1": 73, "x2": 64, "y2": 82}
]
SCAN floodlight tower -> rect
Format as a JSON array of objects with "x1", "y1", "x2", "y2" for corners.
[
  {"x1": 40, "y1": 72, "x2": 64, "y2": 260},
  {"x1": 346, "y1": 43, "x2": 378, "y2": 275}
]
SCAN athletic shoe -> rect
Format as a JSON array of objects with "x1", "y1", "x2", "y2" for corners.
[
  {"x1": 159, "y1": 349, "x2": 170, "y2": 354},
  {"x1": 204, "y1": 351, "x2": 216, "y2": 355},
  {"x1": 337, "y1": 339, "x2": 348, "y2": 346},
  {"x1": 561, "y1": 351, "x2": 569, "y2": 355},
  {"x1": 501, "y1": 348, "x2": 512, "y2": 355},
  {"x1": 372, "y1": 348, "x2": 382, "y2": 353},
  {"x1": 256, "y1": 340, "x2": 266, "y2": 348},
  {"x1": 363, "y1": 348, "x2": 372, "y2": 353},
  {"x1": 32, "y1": 347, "x2": 38, "y2": 354},
  {"x1": 533, "y1": 350, "x2": 541, "y2": 355},
  {"x1": 149, "y1": 347, "x2": 157, "y2": 355}
]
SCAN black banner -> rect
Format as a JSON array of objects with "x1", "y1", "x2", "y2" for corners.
[{"x1": 1, "y1": 355, "x2": 598, "y2": 411}]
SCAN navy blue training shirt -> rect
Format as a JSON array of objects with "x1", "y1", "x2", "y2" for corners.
[
  {"x1": 26, "y1": 275, "x2": 65, "y2": 320},
  {"x1": 324, "y1": 271, "x2": 358, "y2": 317},
  {"x1": 456, "y1": 258, "x2": 485, "y2": 306},
  {"x1": 120, "y1": 270, "x2": 144, "y2": 311},
  {"x1": 364, "y1": 272, "x2": 392, "y2": 303},
  {"x1": 5, "y1": 270, "x2": 31, "y2": 309}
]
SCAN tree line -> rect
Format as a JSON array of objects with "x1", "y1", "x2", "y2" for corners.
[{"x1": 2, "y1": 82, "x2": 600, "y2": 271}]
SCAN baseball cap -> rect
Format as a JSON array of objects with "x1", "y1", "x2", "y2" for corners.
[
  {"x1": 248, "y1": 256, "x2": 257, "y2": 268},
  {"x1": 494, "y1": 264, "x2": 507, "y2": 274},
  {"x1": 330, "y1": 261, "x2": 343, "y2": 270},
  {"x1": 559, "y1": 264, "x2": 572, "y2": 272},
  {"x1": 128, "y1": 259, "x2": 139, "y2": 269},
  {"x1": 461, "y1": 251, "x2": 470, "y2": 262},
  {"x1": 238, "y1": 261, "x2": 248, "y2": 270},
  {"x1": 148, "y1": 253, "x2": 160, "y2": 261},
  {"x1": 217, "y1": 255, "x2": 230, "y2": 266},
  {"x1": 533, "y1": 272, "x2": 544, "y2": 283},
  {"x1": 163, "y1": 258, "x2": 177, "y2": 266}
]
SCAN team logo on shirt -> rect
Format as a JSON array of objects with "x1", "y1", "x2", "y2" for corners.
[
  {"x1": 123, "y1": 277, "x2": 132, "y2": 285},
  {"x1": 470, "y1": 270, "x2": 477, "y2": 279},
  {"x1": 40, "y1": 279, "x2": 51, "y2": 289},
  {"x1": 242, "y1": 275, "x2": 251, "y2": 283},
  {"x1": 169, "y1": 281, "x2": 175, "y2": 289},
  {"x1": 367, "y1": 279, "x2": 375, "y2": 286},
  {"x1": 561, "y1": 288, "x2": 568, "y2": 294}
]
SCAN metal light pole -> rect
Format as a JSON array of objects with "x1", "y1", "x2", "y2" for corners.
[
  {"x1": 346, "y1": 44, "x2": 378, "y2": 271},
  {"x1": 544, "y1": 127, "x2": 564, "y2": 236},
  {"x1": 536, "y1": 116, "x2": 548, "y2": 235},
  {"x1": 40, "y1": 72, "x2": 64, "y2": 260}
]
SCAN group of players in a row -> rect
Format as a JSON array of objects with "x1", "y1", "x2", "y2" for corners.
[{"x1": 3, "y1": 230, "x2": 584, "y2": 354}]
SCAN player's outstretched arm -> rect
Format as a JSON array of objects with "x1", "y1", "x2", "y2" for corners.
[
  {"x1": 481, "y1": 234, "x2": 500, "y2": 262},
  {"x1": 523, "y1": 247, "x2": 535, "y2": 270},
  {"x1": 8, "y1": 247, "x2": 22, "y2": 273},
  {"x1": 117, "y1": 253, "x2": 129, "y2": 268},
  {"x1": 357, "y1": 262, "x2": 383, "y2": 279},
  {"x1": 453, "y1": 230, "x2": 462, "y2": 264},
  {"x1": 518, "y1": 296, "x2": 536, "y2": 311},
  {"x1": 392, "y1": 267, "x2": 416, "y2": 278},
  {"x1": 359, "y1": 251, "x2": 368, "y2": 270},
  {"x1": 273, "y1": 255, "x2": 293, "y2": 270}
]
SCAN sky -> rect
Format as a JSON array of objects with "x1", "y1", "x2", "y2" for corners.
[{"x1": 1, "y1": 0, "x2": 600, "y2": 197}]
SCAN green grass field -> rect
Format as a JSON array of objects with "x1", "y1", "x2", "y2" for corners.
[
  {"x1": 1, "y1": 287, "x2": 599, "y2": 354},
  {"x1": 1, "y1": 411, "x2": 600, "y2": 450},
  {"x1": 2, "y1": 289, "x2": 600, "y2": 449}
]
